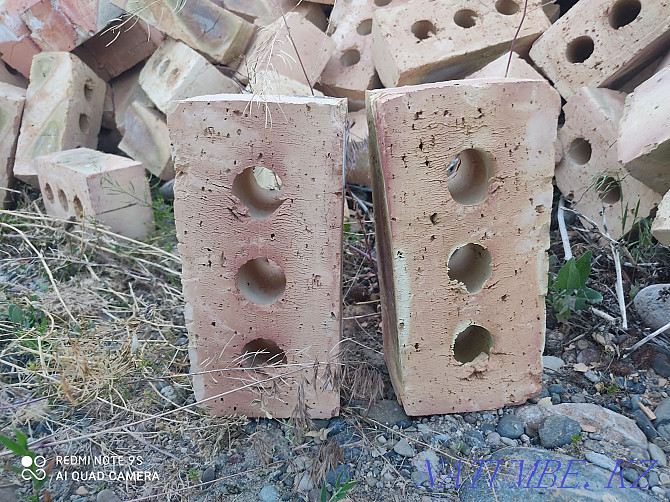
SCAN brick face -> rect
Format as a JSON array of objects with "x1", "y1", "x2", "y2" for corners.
[
  {"x1": 168, "y1": 94, "x2": 346, "y2": 418},
  {"x1": 0, "y1": 82, "x2": 25, "y2": 208}
]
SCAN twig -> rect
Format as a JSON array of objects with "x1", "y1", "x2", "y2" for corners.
[
  {"x1": 505, "y1": 0, "x2": 529, "y2": 77},
  {"x1": 558, "y1": 197, "x2": 573, "y2": 261},
  {"x1": 345, "y1": 243, "x2": 377, "y2": 263},
  {"x1": 602, "y1": 211, "x2": 628, "y2": 329},
  {"x1": 346, "y1": 185, "x2": 377, "y2": 276},
  {"x1": 624, "y1": 320, "x2": 670, "y2": 357}
]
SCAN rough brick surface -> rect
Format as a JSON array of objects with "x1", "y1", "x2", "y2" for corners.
[
  {"x1": 110, "y1": 63, "x2": 152, "y2": 135},
  {"x1": 111, "y1": 0, "x2": 254, "y2": 65},
  {"x1": 14, "y1": 52, "x2": 106, "y2": 186},
  {"x1": 555, "y1": 88, "x2": 661, "y2": 240},
  {"x1": 469, "y1": 52, "x2": 546, "y2": 81},
  {"x1": 529, "y1": 0, "x2": 670, "y2": 99},
  {"x1": 345, "y1": 109, "x2": 370, "y2": 186},
  {"x1": 246, "y1": 70, "x2": 324, "y2": 97},
  {"x1": 618, "y1": 66, "x2": 670, "y2": 194},
  {"x1": 168, "y1": 94, "x2": 346, "y2": 419},
  {"x1": 0, "y1": 6, "x2": 41, "y2": 77},
  {"x1": 20, "y1": 0, "x2": 81, "y2": 51},
  {"x1": 34, "y1": 148, "x2": 154, "y2": 239},
  {"x1": 139, "y1": 38, "x2": 240, "y2": 115},
  {"x1": 0, "y1": 82, "x2": 25, "y2": 208},
  {"x1": 367, "y1": 78, "x2": 559, "y2": 415},
  {"x1": 652, "y1": 190, "x2": 670, "y2": 245},
  {"x1": 371, "y1": 0, "x2": 550, "y2": 87}
]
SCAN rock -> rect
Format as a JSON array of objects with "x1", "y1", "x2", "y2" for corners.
[
  {"x1": 411, "y1": 449, "x2": 439, "y2": 472},
  {"x1": 577, "y1": 348, "x2": 600, "y2": 365},
  {"x1": 634, "y1": 284, "x2": 670, "y2": 330},
  {"x1": 486, "y1": 432, "x2": 502, "y2": 446},
  {"x1": 584, "y1": 371, "x2": 600, "y2": 383},
  {"x1": 463, "y1": 430, "x2": 487, "y2": 449},
  {"x1": 648, "y1": 442, "x2": 668, "y2": 466},
  {"x1": 201, "y1": 466, "x2": 216, "y2": 485},
  {"x1": 76, "y1": 487, "x2": 89, "y2": 496},
  {"x1": 497, "y1": 414, "x2": 524, "y2": 439},
  {"x1": 460, "y1": 447, "x2": 657, "y2": 501},
  {"x1": 297, "y1": 473, "x2": 314, "y2": 491},
  {"x1": 549, "y1": 384, "x2": 564, "y2": 394},
  {"x1": 539, "y1": 415, "x2": 581, "y2": 448},
  {"x1": 631, "y1": 410, "x2": 658, "y2": 440},
  {"x1": 653, "y1": 397, "x2": 670, "y2": 440},
  {"x1": 543, "y1": 355, "x2": 565, "y2": 371},
  {"x1": 328, "y1": 416, "x2": 348, "y2": 436},
  {"x1": 393, "y1": 438, "x2": 415, "y2": 457},
  {"x1": 652, "y1": 352, "x2": 670, "y2": 378},
  {"x1": 660, "y1": 472, "x2": 670, "y2": 485},
  {"x1": 500, "y1": 437, "x2": 517, "y2": 447},
  {"x1": 160, "y1": 178, "x2": 175, "y2": 201},
  {"x1": 585, "y1": 451, "x2": 616, "y2": 471},
  {"x1": 628, "y1": 445, "x2": 650, "y2": 461},
  {"x1": 649, "y1": 471, "x2": 660, "y2": 487},
  {"x1": 366, "y1": 399, "x2": 410, "y2": 426},
  {"x1": 259, "y1": 485, "x2": 280, "y2": 502},
  {"x1": 97, "y1": 490, "x2": 122, "y2": 502}
]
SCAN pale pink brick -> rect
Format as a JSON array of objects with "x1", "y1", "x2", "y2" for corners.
[
  {"x1": 345, "y1": 109, "x2": 370, "y2": 187},
  {"x1": 371, "y1": 0, "x2": 550, "y2": 87},
  {"x1": 367, "y1": 78, "x2": 559, "y2": 415},
  {"x1": 555, "y1": 87, "x2": 661, "y2": 240},
  {"x1": 168, "y1": 94, "x2": 346, "y2": 419},
  {"x1": 245, "y1": 70, "x2": 325, "y2": 97},
  {"x1": 651, "y1": 190, "x2": 670, "y2": 245},
  {"x1": 13, "y1": 52, "x2": 106, "y2": 186},
  {"x1": 529, "y1": 0, "x2": 670, "y2": 99},
  {"x1": 0, "y1": 5, "x2": 41, "y2": 77},
  {"x1": 20, "y1": 0, "x2": 80, "y2": 51},
  {"x1": 35, "y1": 148, "x2": 153, "y2": 239},
  {"x1": 469, "y1": 52, "x2": 547, "y2": 81},
  {"x1": 58, "y1": 0, "x2": 123, "y2": 34},
  {"x1": 618, "y1": 66, "x2": 670, "y2": 194},
  {"x1": 0, "y1": 82, "x2": 25, "y2": 208},
  {"x1": 110, "y1": 63, "x2": 152, "y2": 135},
  {"x1": 0, "y1": 58, "x2": 28, "y2": 88}
]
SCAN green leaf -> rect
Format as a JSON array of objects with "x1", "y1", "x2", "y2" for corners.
[
  {"x1": 14, "y1": 429, "x2": 29, "y2": 451},
  {"x1": 9, "y1": 305, "x2": 24, "y2": 325},
  {"x1": 0, "y1": 434, "x2": 23, "y2": 455},
  {"x1": 554, "y1": 258, "x2": 582, "y2": 290},
  {"x1": 320, "y1": 482, "x2": 328, "y2": 502},
  {"x1": 574, "y1": 251, "x2": 593, "y2": 285},
  {"x1": 583, "y1": 287, "x2": 603, "y2": 303}
]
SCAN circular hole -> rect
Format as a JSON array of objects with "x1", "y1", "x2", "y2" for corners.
[
  {"x1": 231, "y1": 166, "x2": 284, "y2": 219},
  {"x1": 43, "y1": 183, "x2": 54, "y2": 202},
  {"x1": 340, "y1": 49, "x2": 361, "y2": 67},
  {"x1": 568, "y1": 138, "x2": 592, "y2": 164},
  {"x1": 495, "y1": 0, "x2": 519, "y2": 15},
  {"x1": 447, "y1": 243, "x2": 492, "y2": 293},
  {"x1": 411, "y1": 20, "x2": 436, "y2": 40},
  {"x1": 596, "y1": 176, "x2": 621, "y2": 204},
  {"x1": 79, "y1": 114, "x2": 90, "y2": 134},
  {"x1": 57, "y1": 189, "x2": 69, "y2": 210},
  {"x1": 566, "y1": 36, "x2": 594, "y2": 63},
  {"x1": 240, "y1": 338, "x2": 287, "y2": 368},
  {"x1": 445, "y1": 148, "x2": 494, "y2": 205},
  {"x1": 237, "y1": 258, "x2": 286, "y2": 305},
  {"x1": 454, "y1": 9, "x2": 478, "y2": 28},
  {"x1": 453, "y1": 325, "x2": 494, "y2": 364},
  {"x1": 374, "y1": 0, "x2": 391, "y2": 5},
  {"x1": 608, "y1": 0, "x2": 641, "y2": 29},
  {"x1": 73, "y1": 196, "x2": 83, "y2": 217},
  {"x1": 83, "y1": 80, "x2": 93, "y2": 101},
  {"x1": 357, "y1": 19, "x2": 372, "y2": 36}
]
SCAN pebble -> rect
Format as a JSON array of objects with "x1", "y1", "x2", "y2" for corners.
[
  {"x1": 486, "y1": 432, "x2": 501, "y2": 446},
  {"x1": 463, "y1": 430, "x2": 487, "y2": 449},
  {"x1": 633, "y1": 284, "x2": 670, "y2": 331},
  {"x1": 548, "y1": 384, "x2": 564, "y2": 394},
  {"x1": 585, "y1": 451, "x2": 616, "y2": 471},
  {"x1": 660, "y1": 472, "x2": 670, "y2": 485},
  {"x1": 201, "y1": 466, "x2": 216, "y2": 485},
  {"x1": 538, "y1": 415, "x2": 581, "y2": 448},
  {"x1": 160, "y1": 385, "x2": 178, "y2": 402},
  {"x1": 542, "y1": 356, "x2": 565, "y2": 372},
  {"x1": 297, "y1": 473, "x2": 313, "y2": 491},
  {"x1": 649, "y1": 471, "x2": 660, "y2": 487},
  {"x1": 393, "y1": 438, "x2": 415, "y2": 457},
  {"x1": 500, "y1": 437, "x2": 517, "y2": 447},
  {"x1": 75, "y1": 487, "x2": 89, "y2": 496},
  {"x1": 654, "y1": 397, "x2": 670, "y2": 440},
  {"x1": 96, "y1": 490, "x2": 122, "y2": 502},
  {"x1": 259, "y1": 485, "x2": 280, "y2": 502},
  {"x1": 577, "y1": 348, "x2": 600, "y2": 365},
  {"x1": 497, "y1": 414, "x2": 524, "y2": 439},
  {"x1": 632, "y1": 410, "x2": 658, "y2": 440},
  {"x1": 653, "y1": 353, "x2": 670, "y2": 378},
  {"x1": 159, "y1": 179, "x2": 175, "y2": 201},
  {"x1": 648, "y1": 442, "x2": 668, "y2": 466},
  {"x1": 366, "y1": 399, "x2": 410, "y2": 426},
  {"x1": 584, "y1": 371, "x2": 600, "y2": 383},
  {"x1": 628, "y1": 445, "x2": 650, "y2": 461}
]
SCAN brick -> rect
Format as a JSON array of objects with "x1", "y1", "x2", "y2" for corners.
[
  {"x1": 555, "y1": 88, "x2": 661, "y2": 240},
  {"x1": 246, "y1": 70, "x2": 324, "y2": 97},
  {"x1": 244, "y1": 12, "x2": 334, "y2": 86},
  {"x1": 73, "y1": 19, "x2": 164, "y2": 81},
  {"x1": 529, "y1": 0, "x2": 670, "y2": 99},
  {"x1": 371, "y1": 0, "x2": 550, "y2": 87},
  {"x1": 20, "y1": 0, "x2": 80, "y2": 51},
  {"x1": 617, "y1": 66, "x2": 670, "y2": 194},
  {"x1": 111, "y1": 0, "x2": 254, "y2": 65},
  {"x1": 167, "y1": 94, "x2": 346, "y2": 418},
  {"x1": 345, "y1": 109, "x2": 370, "y2": 187},
  {"x1": 118, "y1": 101, "x2": 173, "y2": 180},
  {"x1": 0, "y1": 5, "x2": 41, "y2": 77},
  {"x1": 34, "y1": 148, "x2": 154, "y2": 240},
  {"x1": 367, "y1": 78, "x2": 559, "y2": 414},
  {"x1": 101, "y1": 82, "x2": 114, "y2": 130},
  {"x1": 469, "y1": 52, "x2": 547, "y2": 81},
  {"x1": 139, "y1": 38, "x2": 240, "y2": 115},
  {"x1": 0, "y1": 82, "x2": 25, "y2": 208},
  {"x1": 110, "y1": 63, "x2": 152, "y2": 135},
  {"x1": 0, "y1": 59, "x2": 28, "y2": 87},
  {"x1": 58, "y1": 0, "x2": 123, "y2": 34},
  {"x1": 651, "y1": 190, "x2": 670, "y2": 245},
  {"x1": 14, "y1": 52, "x2": 106, "y2": 186}
]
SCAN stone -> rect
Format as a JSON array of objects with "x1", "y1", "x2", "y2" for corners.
[
  {"x1": 139, "y1": 38, "x2": 240, "y2": 115},
  {"x1": 539, "y1": 415, "x2": 581, "y2": 448},
  {"x1": 585, "y1": 451, "x2": 616, "y2": 472},
  {"x1": 654, "y1": 397, "x2": 670, "y2": 440},
  {"x1": 367, "y1": 78, "x2": 559, "y2": 414},
  {"x1": 365, "y1": 399, "x2": 410, "y2": 426},
  {"x1": 168, "y1": 94, "x2": 346, "y2": 418},
  {"x1": 111, "y1": 0, "x2": 254, "y2": 65},
  {"x1": 259, "y1": 485, "x2": 280, "y2": 502},
  {"x1": 34, "y1": 148, "x2": 154, "y2": 240},
  {"x1": 497, "y1": 414, "x2": 524, "y2": 439},
  {"x1": 393, "y1": 438, "x2": 415, "y2": 457},
  {"x1": 634, "y1": 284, "x2": 670, "y2": 332},
  {"x1": 0, "y1": 82, "x2": 25, "y2": 208},
  {"x1": 201, "y1": 466, "x2": 216, "y2": 484},
  {"x1": 371, "y1": 0, "x2": 550, "y2": 87},
  {"x1": 486, "y1": 432, "x2": 501, "y2": 446},
  {"x1": 618, "y1": 66, "x2": 670, "y2": 194},
  {"x1": 75, "y1": 487, "x2": 88, "y2": 495},
  {"x1": 14, "y1": 52, "x2": 106, "y2": 186},
  {"x1": 576, "y1": 349, "x2": 600, "y2": 366},
  {"x1": 648, "y1": 442, "x2": 668, "y2": 466},
  {"x1": 529, "y1": 0, "x2": 670, "y2": 100},
  {"x1": 584, "y1": 371, "x2": 600, "y2": 384},
  {"x1": 297, "y1": 472, "x2": 313, "y2": 491},
  {"x1": 326, "y1": 464, "x2": 352, "y2": 486},
  {"x1": 97, "y1": 489, "x2": 122, "y2": 502},
  {"x1": 411, "y1": 449, "x2": 439, "y2": 471},
  {"x1": 556, "y1": 87, "x2": 661, "y2": 240},
  {"x1": 628, "y1": 444, "x2": 650, "y2": 462},
  {"x1": 652, "y1": 190, "x2": 670, "y2": 245},
  {"x1": 632, "y1": 409, "x2": 658, "y2": 440},
  {"x1": 542, "y1": 356, "x2": 565, "y2": 372}
]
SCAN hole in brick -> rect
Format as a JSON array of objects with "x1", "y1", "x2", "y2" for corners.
[
  {"x1": 447, "y1": 243, "x2": 492, "y2": 293},
  {"x1": 340, "y1": 49, "x2": 361, "y2": 67},
  {"x1": 73, "y1": 196, "x2": 83, "y2": 217},
  {"x1": 44, "y1": 183, "x2": 54, "y2": 203},
  {"x1": 445, "y1": 148, "x2": 493, "y2": 205},
  {"x1": 57, "y1": 189, "x2": 69, "y2": 211},
  {"x1": 596, "y1": 176, "x2": 622, "y2": 204},
  {"x1": 609, "y1": 0, "x2": 641, "y2": 29},
  {"x1": 357, "y1": 19, "x2": 372, "y2": 35},
  {"x1": 231, "y1": 166, "x2": 284, "y2": 219},
  {"x1": 79, "y1": 114, "x2": 90, "y2": 134},
  {"x1": 237, "y1": 258, "x2": 286, "y2": 304},
  {"x1": 568, "y1": 138, "x2": 591, "y2": 164},
  {"x1": 374, "y1": 0, "x2": 391, "y2": 5},
  {"x1": 565, "y1": 36, "x2": 594, "y2": 63},
  {"x1": 454, "y1": 9, "x2": 478, "y2": 28},
  {"x1": 83, "y1": 80, "x2": 93, "y2": 101},
  {"x1": 412, "y1": 20, "x2": 436, "y2": 40},
  {"x1": 240, "y1": 338, "x2": 287, "y2": 368},
  {"x1": 158, "y1": 59, "x2": 170, "y2": 75},
  {"x1": 453, "y1": 325, "x2": 493, "y2": 364},
  {"x1": 495, "y1": 0, "x2": 519, "y2": 15}
]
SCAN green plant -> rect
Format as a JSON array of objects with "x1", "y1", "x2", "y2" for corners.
[
  {"x1": 0, "y1": 429, "x2": 50, "y2": 502},
  {"x1": 187, "y1": 467, "x2": 201, "y2": 482},
  {"x1": 571, "y1": 434, "x2": 583, "y2": 443},
  {"x1": 320, "y1": 472, "x2": 357, "y2": 502},
  {"x1": 547, "y1": 251, "x2": 603, "y2": 323}
]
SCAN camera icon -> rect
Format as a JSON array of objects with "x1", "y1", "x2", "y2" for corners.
[{"x1": 20, "y1": 455, "x2": 47, "y2": 481}]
